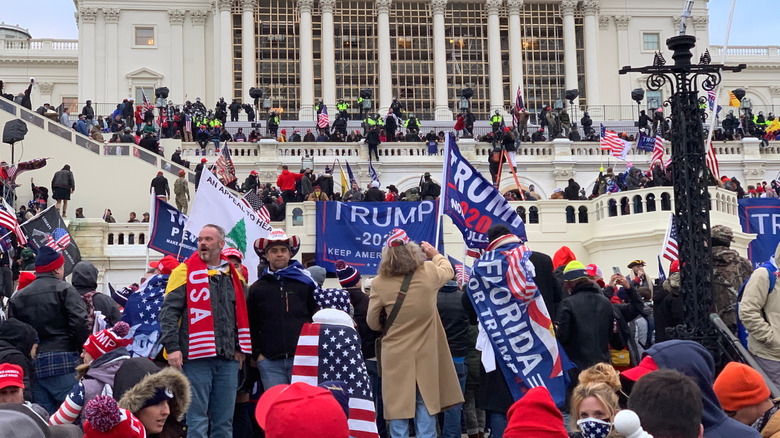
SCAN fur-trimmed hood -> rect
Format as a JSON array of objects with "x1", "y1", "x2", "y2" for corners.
[{"x1": 117, "y1": 366, "x2": 191, "y2": 421}]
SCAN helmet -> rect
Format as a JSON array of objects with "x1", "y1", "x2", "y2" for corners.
[
  {"x1": 393, "y1": 97, "x2": 397, "y2": 101},
  {"x1": 409, "y1": 114, "x2": 414, "y2": 118},
  {"x1": 711, "y1": 225, "x2": 734, "y2": 244}
]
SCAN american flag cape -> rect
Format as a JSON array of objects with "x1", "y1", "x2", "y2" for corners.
[
  {"x1": 215, "y1": 145, "x2": 237, "y2": 184},
  {"x1": 447, "y1": 255, "x2": 472, "y2": 288},
  {"x1": 121, "y1": 274, "x2": 166, "y2": 358},
  {"x1": 318, "y1": 104, "x2": 330, "y2": 129},
  {"x1": 467, "y1": 238, "x2": 573, "y2": 405},
  {"x1": 292, "y1": 321, "x2": 379, "y2": 438},
  {"x1": 661, "y1": 214, "x2": 679, "y2": 262}
]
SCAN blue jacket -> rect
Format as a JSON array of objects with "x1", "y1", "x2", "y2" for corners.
[
  {"x1": 75, "y1": 120, "x2": 89, "y2": 136},
  {"x1": 646, "y1": 340, "x2": 762, "y2": 438}
]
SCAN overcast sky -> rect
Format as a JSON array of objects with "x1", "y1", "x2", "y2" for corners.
[{"x1": 0, "y1": 0, "x2": 774, "y2": 45}]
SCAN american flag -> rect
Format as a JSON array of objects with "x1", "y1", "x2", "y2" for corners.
[
  {"x1": 707, "y1": 89, "x2": 716, "y2": 111},
  {"x1": 6, "y1": 158, "x2": 47, "y2": 183},
  {"x1": 242, "y1": 191, "x2": 270, "y2": 224},
  {"x1": 506, "y1": 244, "x2": 537, "y2": 301},
  {"x1": 661, "y1": 214, "x2": 679, "y2": 262},
  {"x1": 651, "y1": 135, "x2": 665, "y2": 166},
  {"x1": 512, "y1": 86, "x2": 524, "y2": 126},
  {"x1": 141, "y1": 90, "x2": 155, "y2": 114},
  {"x1": 600, "y1": 124, "x2": 632, "y2": 160},
  {"x1": 447, "y1": 255, "x2": 472, "y2": 288},
  {"x1": 215, "y1": 145, "x2": 237, "y2": 184},
  {"x1": 0, "y1": 199, "x2": 26, "y2": 246},
  {"x1": 706, "y1": 140, "x2": 720, "y2": 180},
  {"x1": 45, "y1": 227, "x2": 71, "y2": 253},
  {"x1": 317, "y1": 104, "x2": 330, "y2": 129},
  {"x1": 292, "y1": 322, "x2": 379, "y2": 438}
]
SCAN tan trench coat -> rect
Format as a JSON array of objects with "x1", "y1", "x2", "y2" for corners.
[{"x1": 367, "y1": 254, "x2": 464, "y2": 419}]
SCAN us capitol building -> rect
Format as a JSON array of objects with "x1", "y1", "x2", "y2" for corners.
[{"x1": 0, "y1": 0, "x2": 778, "y2": 286}]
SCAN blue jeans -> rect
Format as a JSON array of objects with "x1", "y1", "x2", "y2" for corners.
[
  {"x1": 257, "y1": 357, "x2": 293, "y2": 390},
  {"x1": 388, "y1": 388, "x2": 436, "y2": 438},
  {"x1": 441, "y1": 360, "x2": 467, "y2": 438},
  {"x1": 183, "y1": 357, "x2": 239, "y2": 438},
  {"x1": 366, "y1": 360, "x2": 387, "y2": 438},
  {"x1": 33, "y1": 373, "x2": 78, "y2": 415},
  {"x1": 488, "y1": 411, "x2": 508, "y2": 438}
]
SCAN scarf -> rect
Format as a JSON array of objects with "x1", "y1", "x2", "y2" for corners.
[
  {"x1": 263, "y1": 260, "x2": 320, "y2": 291},
  {"x1": 185, "y1": 253, "x2": 251, "y2": 360}
]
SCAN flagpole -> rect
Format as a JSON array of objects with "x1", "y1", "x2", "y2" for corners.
[
  {"x1": 435, "y1": 134, "x2": 451, "y2": 249},
  {"x1": 145, "y1": 193, "x2": 155, "y2": 268},
  {"x1": 704, "y1": 0, "x2": 737, "y2": 165}
]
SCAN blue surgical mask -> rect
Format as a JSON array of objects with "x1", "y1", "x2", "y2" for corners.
[{"x1": 577, "y1": 417, "x2": 612, "y2": 438}]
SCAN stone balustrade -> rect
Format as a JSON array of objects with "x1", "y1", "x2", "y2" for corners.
[{"x1": 711, "y1": 45, "x2": 780, "y2": 58}]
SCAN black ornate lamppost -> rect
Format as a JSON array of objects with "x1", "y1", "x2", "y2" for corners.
[{"x1": 619, "y1": 32, "x2": 744, "y2": 363}]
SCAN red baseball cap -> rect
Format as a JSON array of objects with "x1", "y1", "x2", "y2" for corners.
[
  {"x1": 255, "y1": 382, "x2": 349, "y2": 438},
  {"x1": 621, "y1": 355, "x2": 659, "y2": 382},
  {"x1": 149, "y1": 255, "x2": 180, "y2": 275},
  {"x1": 0, "y1": 363, "x2": 24, "y2": 390}
]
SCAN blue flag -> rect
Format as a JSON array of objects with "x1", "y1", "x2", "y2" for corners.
[
  {"x1": 636, "y1": 132, "x2": 656, "y2": 152},
  {"x1": 148, "y1": 197, "x2": 198, "y2": 261},
  {"x1": 467, "y1": 237, "x2": 572, "y2": 405},
  {"x1": 738, "y1": 198, "x2": 780, "y2": 267},
  {"x1": 657, "y1": 254, "x2": 667, "y2": 283},
  {"x1": 345, "y1": 160, "x2": 358, "y2": 186},
  {"x1": 441, "y1": 135, "x2": 526, "y2": 256},
  {"x1": 368, "y1": 161, "x2": 380, "y2": 186}
]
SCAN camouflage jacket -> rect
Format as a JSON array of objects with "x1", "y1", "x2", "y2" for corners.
[{"x1": 711, "y1": 245, "x2": 753, "y2": 331}]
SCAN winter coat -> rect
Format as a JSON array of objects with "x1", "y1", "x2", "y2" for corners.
[
  {"x1": 740, "y1": 243, "x2": 780, "y2": 362},
  {"x1": 51, "y1": 168, "x2": 75, "y2": 191},
  {"x1": 247, "y1": 270, "x2": 318, "y2": 360},
  {"x1": 364, "y1": 187, "x2": 385, "y2": 202},
  {"x1": 315, "y1": 174, "x2": 335, "y2": 198},
  {"x1": 646, "y1": 340, "x2": 762, "y2": 438},
  {"x1": 71, "y1": 261, "x2": 122, "y2": 326},
  {"x1": 276, "y1": 169, "x2": 303, "y2": 192},
  {"x1": 436, "y1": 281, "x2": 470, "y2": 358},
  {"x1": 367, "y1": 254, "x2": 463, "y2": 419},
  {"x1": 530, "y1": 250, "x2": 563, "y2": 321},
  {"x1": 0, "y1": 319, "x2": 38, "y2": 402},
  {"x1": 150, "y1": 175, "x2": 170, "y2": 197},
  {"x1": 116, "y1": 358, "x2": 191, "y2": 438},
  {"x1": 348, "y1": 287, "x2": 380, "y2": 360},
  {"x1": 9, "y1": 272, "x2": 90, "y2": 353},
  {"x1": 366, "y1": 129, "x2": 381, "y2": 146},
  {"x1": 555, "y1": 281, "x2": 621, "y2": 370}
]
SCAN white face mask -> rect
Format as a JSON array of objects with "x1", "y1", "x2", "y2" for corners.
[{"x1": 577, "y1": 417, "x2": 612, "y2": 438}]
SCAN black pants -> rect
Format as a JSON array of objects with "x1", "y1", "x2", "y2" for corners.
[{"x1": 368, "y1": 143, "x2": 379, "y2": 161}]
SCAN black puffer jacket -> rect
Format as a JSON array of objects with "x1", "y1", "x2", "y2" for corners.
[
  {"x1": 71, "y1": 261, "x2": 121, "y2": 326},
  {"x1": 247, "y1": 269, "x2": 318, "y2": 360},
  {"x1": 9, "y1": 273, "x2": 89, "y2": 353},
  {"x1": 436, "y1": 281, "x2": 470, "y2": 358},
  {"x1": 348, "y1": 287, "x2": 381, "y2": 360}
]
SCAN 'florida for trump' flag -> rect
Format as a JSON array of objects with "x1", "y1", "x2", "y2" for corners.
[
  {"x1": 292, "y1": 316, "x2": 378, "y2": 438},
  {"x1": 467, "y1": 236, "x2": 572, "y2": 405}
]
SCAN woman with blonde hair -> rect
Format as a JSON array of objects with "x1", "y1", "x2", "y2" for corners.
[
  {"x1": 367, "y1": 228, "x2": 463, "y2": 438},
  {"x1": 568, "y1": 363, "x2": 623, "y2": 438}
]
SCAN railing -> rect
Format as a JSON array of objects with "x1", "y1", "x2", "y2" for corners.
[
  {"x1": 1, "y1": 38, "x2": 78, "y2": 52},
  {"x1": 710, "y1": 45, "x2": 780, "y2": 57}
]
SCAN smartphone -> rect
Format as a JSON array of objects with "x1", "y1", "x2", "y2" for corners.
[{"x1": 612, "y1": 266, "x2": 621, "y2": 275}]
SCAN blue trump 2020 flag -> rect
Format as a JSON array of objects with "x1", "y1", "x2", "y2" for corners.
[
  {"x1": 441, "y1": 134, "x2": 526, "y2": 256},
  {"x1": 148, "y1": 197, "x2": 198, "y2": 260},
  {"x1": 738, "y1": 198, "x2": 780, "y2": 267},
  {"x1": 467, "y1": 236, "x2": 572, "y2": 405}
]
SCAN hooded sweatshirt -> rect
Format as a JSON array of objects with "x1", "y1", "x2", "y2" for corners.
[
  {"x1": 0, "y1": 319, "x2": 38, "y2": 401},
  {"x1": 71, "y1": 261, "x2": 121, "y2": 326},
  {"x1": 646, "y1": 340, "x2": 762, "y2": 438}
]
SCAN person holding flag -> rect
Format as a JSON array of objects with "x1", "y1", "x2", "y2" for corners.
[{"x1": 464, "y1": 225, "x2": 571, "y2": 437}]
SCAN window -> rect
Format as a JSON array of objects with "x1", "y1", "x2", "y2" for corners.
[
  {"x1": 61, "y1": 97, "x2": 78, "y2": 113},
  {"x1": 135, "y1": 27, "x2": 155, "y2": 46},
  {"x1": 642, "y1": 33, "x2": 660, "y2": 51},
  {"x1": 135, "y1": 87, "x2": 154, "y2": 104},
  {"x1": 646, "y1": 90, "x2": 662, "y2": 110}
]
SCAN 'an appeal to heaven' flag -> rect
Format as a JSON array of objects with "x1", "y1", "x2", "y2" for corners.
[
  {"x1": 292, "y1": 319, "x2": 378, "y2": 438},
  {"x1": 147, "y1": 197, "x2": 197, "y2": 261},
  {"x1": 467, "y1": 238, "x2": 572, "y2": 405},
  {"x1": 185, "y1": 171, "x2": 273, "y2": 283},
  {"x1": 441, "y1": 134, "x2": 526, "y2": 256},
  {"x1": 21, "y1": 205, "x2": 81, "y2": 276}
]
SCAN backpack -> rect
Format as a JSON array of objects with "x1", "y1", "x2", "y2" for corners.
[{"x1": 736, "y1": 260, "x2": 777, "y2": 348}]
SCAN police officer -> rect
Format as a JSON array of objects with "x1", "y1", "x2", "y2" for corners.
[
  {"x1": 405, "y1": 114, "x2": 420, "y2": 135},
  {"x1": 490, "y1": 109, "x2": 503, "y2": 134},
  {"x1": 337, "y1": 99, "x2": 350, "y2": 120},
  {"x1": 711, "y1": 224, "x2": 753, "y2": 333},
  {"x1": 363, "y1": 114, "x2": 377, "y2": 136},
  {"x1": 315, "y1": 99, "x2": 324, "y2": 116},
  {"x1": 267, "y1": 111, "x2": 280, "y2": 138}
]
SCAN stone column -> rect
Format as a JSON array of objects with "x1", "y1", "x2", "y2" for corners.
[
  {"x1": 95, "y1": 11, "x2": 106, "y2": 103},
  {"x1": 692, "y1": 16, "x2": 709, "y2": 58},
  {"x1": 431, "y1": 0, "x2": 452, "y2": 121},
  {"x1": 614, "y1": 15, "x2": 631, "y2": 105},
  {"x1": 211, "y1": 2, "x2": 221, "y2": 101},
  {"x1": 168, "y1": 10, "x2": 186, "y2": 102},
  {"x1": 104, "y1": 8, "x2": 120, "y2": 103},
  {"x1": 582, "y1": 0, "x2": 599, "y2": 107},
  {"x1": 299, "y1": 0, "x2": 316, "y2": 121},
  {"x1": 507, "y1": 0, "x2": 524, "y2": 104},
  {"x1": 219, "y1": 0, "x2": 233, "y2": 100},
  {"x1": 486, "y1": 0, "x2": 503, "y2": 113},
  {"x1": 561, "y1": 0, "x2": 578, "y2": 107},
  {"x1": 78, "y1": 7, "x2": 98, "y2": 102},
  {"x1": 321, "y1": 0, "x2": 337, "y2": 111},
  {"x1": 377, "y1": 0, "x2": 393, "y2": 115},
  {"x1": 188, "y1": 11, "x2": 209, "y2": 101},
  {"x1": 242, "y1": 0, "x2": 256, "y2": 101}
]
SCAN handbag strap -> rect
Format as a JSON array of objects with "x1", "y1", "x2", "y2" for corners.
[{"x1": 383, "y1": 272, "x2": 414, "y2": 336}]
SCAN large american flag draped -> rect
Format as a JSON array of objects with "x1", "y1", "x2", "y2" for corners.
[
  {"x1": 242, "y1": 191, "x2": 271, "y2": 224},
  {"x1": 215, "y1": 145, "x2": 237, "y2": 184},
  {"x1": 0, "y1": 199, "x2": 26, "y2": 247},
  {"x1": 292, "y1": 322, "x2": 379, "y2": 438},
  {"x1": 661, "y1": 214, "x2": 679, "y2": 262},
  {"x1": 599, "y1": 124, "x2": 632, "y2": 160},
  {"x1": 318, "y1": 104, "x2": 330, "y2": 129}
]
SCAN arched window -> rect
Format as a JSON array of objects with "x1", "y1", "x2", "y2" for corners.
[
  {"x1": 646, "y1": 193, "x2": 656, "y2": 212},
  {"x1": 578, "y1": 206, "x2": 588, "y2": 223},
  {"x1": 566, "y1": 206, "x2": 575, "y2": 224},
  {"x1": 516, "y1": 206, "x2": 526, "y2": 223},
  {"x1": 529, "y1": 207, "x2": 539, "y2": 224},
  {"x1": 633, "y1": 195, "x2": 643, "y2": 214},
  {"x1": 292, "y1": 207, "x2": 304, "y2": 226},
  {"x1": 661, "y1": 192, "x2": 672, "y2": 211}
]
